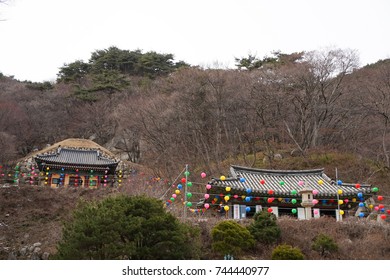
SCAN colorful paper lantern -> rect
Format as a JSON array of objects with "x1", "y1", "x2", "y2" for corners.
[
  {"x1": 378, "y1": 195, "x2": 383, "y2": 201},
  {"x1": 291, "y1": 209, "x2": 297, "y2": 214},
  {"x1": 220, "y1": 175, "x2": 226, "y2": 181},
  {"x1": 312, "y1": 190, "x2": 319, "y2": 195},
  {"x1": 298, "y1": 181, "x2": 304, "y2": 186},
  {"x1": 206, "y1": 184, "x2": 211, "y2": 190},
  {"x1": 224, "y1": 205, "x2": 229, "y2": 211},
  {"x1": 337, "y1": 189, "x2": 343, "y2": 195},
  {"x1": 268, "y1": 189, "x2": 274, "y2": 195},
  {"x1": 204, "y1": 193, "x2": 209, "y2": 199},
  {"x1": 318, "y1": 180, "x2": 323, "y2": 185},
  {"x1": 292, "y1": 199, "x2": 297, "y2": 204},
  {"x1": 355, "y1": 183, "x2": 361, "y2": 189},
  {"x1": 260, "y1": 179, "x2": 265, "y2": 185},
  {"x1": 267, "y1": 208, "x2": 273, "y2": 213},
  {"x1": 240, "y1": 177, "x2": 246, "y2": 183},
  {"x1": 225, "y1": 186, "x2": 231, "y2": 192},
  {"x1": 201, "y1": 172, "x2": 206, "y2": 178},
  {"x1": 204, "y1": 203, "x2": 210, "y2": 209}
]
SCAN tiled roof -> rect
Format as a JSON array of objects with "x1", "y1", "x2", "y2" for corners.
[
  {"x1": 210, "y1": 165, "x2": 372, "y2": 197},
  {"x1": 34, "y1": 147, "x2": 118, "y2": 166}
]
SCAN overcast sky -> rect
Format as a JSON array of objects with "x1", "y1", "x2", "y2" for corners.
[{"x1": 0, "y1": 0, "x2": 389, "y2": 82}]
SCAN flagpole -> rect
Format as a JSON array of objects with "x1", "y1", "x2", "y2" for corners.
[{"x1": 184, "y1": 164, "x2": 188, "y2": 219}]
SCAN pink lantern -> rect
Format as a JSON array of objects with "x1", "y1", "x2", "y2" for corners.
[
  {"x1": 233, "y1": 194, "x2": 238, "y2": 199},
  {"x1": 172, "y1": 194, "x2": 177, "y2": 198},
  {"x1": 201, "y1": 172, "x2": 207, "y2": 178},
  {"x1": 344, "y1": 199, "x2": 349, "y2": 203},
  {"x1": 374, "y1": 206, "x2": 379, "y2": 211},
  {"x1": 314, "y1": 209, "x2": 319, "y2": 215},
  {"x1": 204, "y1": 193, "x2": 210, "y2": 199},
  {"x1": 204, "y1": 203, "x2": 210, "y2": 209},
  {"x1": 312, "y1": 199, "x2": 319, "y2": 205},
  {"x1": 312, "y1": 190, "x2": 319, "y2": 195},
  {"x1": 298, "y1": 181, "x2": 304, "y2": 186},
  {"x1": 206, "y1": 184, "x2": 212, "y2": 190}
]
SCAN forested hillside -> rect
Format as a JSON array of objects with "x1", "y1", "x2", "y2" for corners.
[{"x1": 1, "y1": 46, "x2": 390, "y2": 189}]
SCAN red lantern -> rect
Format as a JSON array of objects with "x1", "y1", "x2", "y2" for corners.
[
  {"x1": 380, "y1": 215, "x2": 386, "y2": 220},
  {"x1": 355, "y1": 183, "x2": 361, "y2": 189},
  {"x1": 267, "y1": 197, "x2": 274, "y2": 203},
  {"x1": 379, "y1": 204, "x2": 385, "y2": 209},
  {"x1": 260, "y1": 179, "x2": 265, "y2": 185},
  {"x1": 267, "y1": 208, "x2": 273, "y2": 213},
  {"x1": 378, "y1": 195, "x2": 383, "y2": 201},
  {"x1": 386, "y1": 210, "x2": 390, "y2": 214},
  {"x1": 181, "y1": 178, "x2": 186, "y2": 183},
  {"x1": 268, "y1": 189, "x2": 274, "y2": 195}
]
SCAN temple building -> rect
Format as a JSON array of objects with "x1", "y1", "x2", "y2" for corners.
[
  {"x1": 206, "y1": 165, "x2": 375, "y2": 220},
  {"x1": 34, "y1": 146, "x2": 120, "y2": 188}
]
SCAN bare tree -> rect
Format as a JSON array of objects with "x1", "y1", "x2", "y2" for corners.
[{"x1": 279, "y1": 48, "x2": 359, "y2": 153}]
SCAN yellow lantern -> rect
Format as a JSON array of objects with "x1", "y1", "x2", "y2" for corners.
[
  {"x1": 224, "y1": 196, "x2": 230, "y2": 202},
  {"x1": 220, "y1": 175, "x2": 226, "y2": 181},
  {"x1": 224, "y1": 205, "x2": 230, "y2": 211},
  {"x1": 225, "y1": 186, "x2": 231, "y2": 192},
  {"x1": 338, "y1": 200, "x2": 343, "y2": 205},
  {"x1": 318, "y1": 180, "x2": 323, "y2": 185},
  {"x1": 340, "y1": 210, "x2": 345, "y2": 215},
  {"x1": 352, "y1": 198, "x2": 357, "y2": 202},
  {"x1": 369, "y1": 204, "x2": 374, "y2": 209},
  {"x1": 337, "y1": 189, "x2": 343, "y2": 195},
  {"x1": 175, "y1": 190, "x2": 180, "y2": 195}
]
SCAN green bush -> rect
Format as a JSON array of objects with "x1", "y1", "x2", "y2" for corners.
[
  {"x1": 311, "y1": 233, "x2": 338, "y2": 257},
  {"x1": 54, "y1": 195, "x2": 200, "y2": 260},
  {"x1": 211, "y1": 220, "x2": 255, "y2": 258},
  {"x1": 247, "y1": 211, "x2": 281, "y2": 244},
  {"x1": 271, "y1": 244, "x2": 305, "y2": 260}
]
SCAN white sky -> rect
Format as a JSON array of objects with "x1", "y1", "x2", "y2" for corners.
[{"x1": 0, "y1": 0, "x2": 389, "y2": 82}]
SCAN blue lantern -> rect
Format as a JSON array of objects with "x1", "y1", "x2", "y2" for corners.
[
  {"x1": 337, "y1": 180, "x2": 343, "y2": 185},
  {"x1": 245, "y1": 206, "x2": 251, "y2": 212},
  {"x1": 245, "y1": 196, "x2": 251, "y2": 202},
  {"x1": 177, "y1": 184, "x2": 183, "y2": 190},
  {"x1": 240, "y1": 177, "x2": 246, "y2": 183},
  {"x1": 359, "y1": 212, "x2": 365, "y2": 218},
  {"x1": 359, "y1": 202, "x2": 364, "y2": 207},
  {"x1": 357, "y1": 192, "x2": 363, "y2": 198},
  {"x1": 246, "y1": 188, "x2": 252, "y2": 194}
]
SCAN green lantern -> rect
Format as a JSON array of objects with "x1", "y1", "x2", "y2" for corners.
[
  {"x1": 184, "y1": 171, "x2": 190, "y2": 176},
  {"x1": 186, "y1": 202, "x2": 192, "y2": 207},
  {"x1": 187, "y1": 182, "x2": 192, "y2": 187}
]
